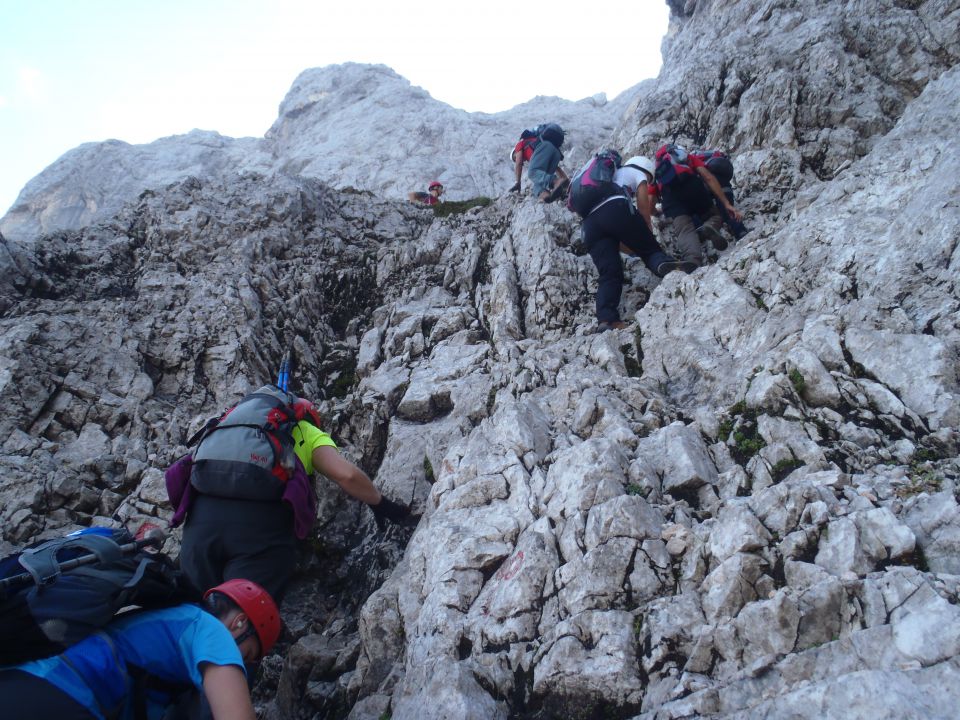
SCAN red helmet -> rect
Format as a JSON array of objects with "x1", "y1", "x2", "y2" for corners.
[
  {"x1": 293, "y1": 397, "x2": 322, "y2": 428},
  {"x1": 205, "y1": 579, "x2": 281, "y2": 656},
  {"x1": 428, "y1": 181, "x2": 443, "y2": 191}
]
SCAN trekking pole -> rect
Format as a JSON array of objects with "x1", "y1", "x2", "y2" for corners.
[
  {"x1": 277, "y1": 350, "x2": 291, "y2": 393},
  {"x1": 0, "y1": 529, "x2": 166, "y2": 595}
]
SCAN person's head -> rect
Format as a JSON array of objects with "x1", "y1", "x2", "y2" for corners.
[
  {"x1": 293, "y1": 397, "x2": 322, "y2": 428},
  {"x1": 428, "y1": 181, "x2": 444, "y2": 197},
  {"x1": 204, "y1": 579, "x2": 281, "y2": 663},
  {"x1": 624, "y1": 155, "x2": 656, "y2": 183}
]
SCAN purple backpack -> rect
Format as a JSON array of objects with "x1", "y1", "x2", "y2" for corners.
[{"x1": 566, "y1": 149, "x2": 626, "y2": 217}]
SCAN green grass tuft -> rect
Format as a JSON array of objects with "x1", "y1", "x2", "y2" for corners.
[
  {"x1": 789, "y1": 368, "x2": 806, "y2": 395},
  {"x1": 433, "y1": 197, "x2": 493, "y2": 217}
]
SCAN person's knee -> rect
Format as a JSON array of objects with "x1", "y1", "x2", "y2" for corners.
[{"x1": 597, "y1": 258, "x2": 624, "y2": 281}]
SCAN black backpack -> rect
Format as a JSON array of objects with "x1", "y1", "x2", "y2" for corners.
[
  {"x1": 189, "y1": 385, "x2": 301, "y2": 501},
  {"x1": 692, "y1": 149, "x2": 735, "y2": 187},
  {"x1": 539, "y1": 123, "x2": 565, "y2": 148},
  {"x1": 0, "y1": 527, "x2": 195, "y2": 665},
  {"x1": 566, "y1": 149, "x2": 627, "y2": 217}
]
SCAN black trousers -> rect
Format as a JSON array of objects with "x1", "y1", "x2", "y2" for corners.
[
  {"x1": 0, "y1": 670, "x2": 96, "y2": 719},
  {"x1": 582, "y1": 199, "x2": 670, "y2": 322},
  {"x1": 179, "y1": 494, "x2": 297, "y2": 603}
]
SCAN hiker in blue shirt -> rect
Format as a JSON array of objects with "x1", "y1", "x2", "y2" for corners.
[
  {"x1": 0, "y1": 578, "x2": 279, "y2": 720},
  {"x1": 527, "y1": 123, "x2": 570, "y2": 202}
]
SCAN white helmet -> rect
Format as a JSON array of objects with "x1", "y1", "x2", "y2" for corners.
[{"x1": 624, "y1": 156, "x2": 655, "y2": 182}]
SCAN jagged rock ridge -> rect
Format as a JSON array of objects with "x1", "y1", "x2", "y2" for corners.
[
  {"x1": 0, "y1": 63, "x2": 638, "y2": 243},
  {"x1": 0, "y1": 1, "x2": 959, "y2": 719}
]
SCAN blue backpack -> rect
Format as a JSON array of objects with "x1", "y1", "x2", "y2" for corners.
[
  {"x1": 566, "y1": 149, "x2": 626, "y2": 217},
  {"x1": 0, "y1": 527, "x2": 194, "y2": 665},
  {"x1": 519, "y1": 125, "x2": 543, "y2": 141}
]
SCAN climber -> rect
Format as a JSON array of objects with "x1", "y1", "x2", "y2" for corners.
[
  {"x1": 690, "y1": 149, "x2": 750, "y2": 240},
  {"x1": 508, "y1": 126, "x2": 542, "y2": 193},
  {"x1": 167, "y1": 386, "x2": 411, "y2": 602},
  {"x1": 617, "y1": 155, "x2": 658, "y2": 231},
  {"x1": 650, "y1": 144, "x2": 744, "y2": 268},
  {"x1": 526, "y1": 123, "x2": 570, "y2": 202},
  {"x1": 572, "y1": 149, "x2": 696, "y2": 332},
  {"x1": 408, "y1": 181, "x2": 444, "y2": 205},
  {"x1": 0, "y1": 578, "x2": 279, "y2": 720}
]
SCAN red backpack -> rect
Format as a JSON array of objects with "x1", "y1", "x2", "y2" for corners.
[{"x1": 653, "y1": 144, "x2": 698, "y2": 189}]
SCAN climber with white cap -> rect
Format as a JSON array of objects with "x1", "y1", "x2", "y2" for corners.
[{"x1": 615, "y1": 156, "x2": 658, "y2": 231}]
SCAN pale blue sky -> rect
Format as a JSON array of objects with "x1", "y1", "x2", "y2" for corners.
[{"x1": 0, "y1": 0, "x2": 669, "y2": 216}]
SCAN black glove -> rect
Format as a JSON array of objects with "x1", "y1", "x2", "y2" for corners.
[
  {"x1": 509, "y1": 182, "x2": 521, "y2": 193},
  {"x1": 371, "y1": 496, "x2": 410, "y2": 528}
]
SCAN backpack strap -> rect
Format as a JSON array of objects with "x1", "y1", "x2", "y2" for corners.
[
  {"x1": 128, "y1": 663, "x2": 194, "y2": 720},
  {"x1": 186, "y1": 415, "x2": 223, "y2": 447},
  {"x1": 60, "y1": 632, "x2": 129, "y2": 720}
]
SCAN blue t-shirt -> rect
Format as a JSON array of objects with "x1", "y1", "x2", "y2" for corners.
[{"x1": 13, "y1": 605, "x2": 244, "y2": 720}]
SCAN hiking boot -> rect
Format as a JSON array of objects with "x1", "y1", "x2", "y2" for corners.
[
  {"x1": 697, "y1": 224, "x2": 728, "y2": 251},
  {"x1": 656, "y1": 260, "x2": 698, "y2": 277},
  {"x1": 597, "y1": 320, "x2": 629, "y2": 332}
]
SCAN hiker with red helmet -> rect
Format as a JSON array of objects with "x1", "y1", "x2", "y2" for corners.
[
  {"x1": 166, "y1": 385, "x2": 410, "y2": 602},
  {"x1": 0, "y1": 577, "x2": 278, "y2": 720},
  {"x1": 408, "y1": 181, "x2": 444, "y2": 205}
]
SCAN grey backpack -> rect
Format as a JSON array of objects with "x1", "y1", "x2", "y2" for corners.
[{"x1": 190, "y1": 385, "x2": 300, "y2": 501}]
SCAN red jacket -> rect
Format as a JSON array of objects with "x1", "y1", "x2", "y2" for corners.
[{"x1": 513, "y1": 138, "x2": 538, "y2": 163}]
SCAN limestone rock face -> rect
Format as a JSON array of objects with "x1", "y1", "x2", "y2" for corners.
[
  {"x1": 0, "y1": 63, "x2": 635, "y2": 242},
  {"x1": 0, "y1": 131, "x2": 272, "y2": 245},
  {"x1": 1, "y1": 2, "x2": 959, "y2": 719},
  {"x1": 617, "y1": 0, "x2": 960, "y2": 225},
  {"x1": 264, "y1": 63, "x2": 635, "y2": 203}
]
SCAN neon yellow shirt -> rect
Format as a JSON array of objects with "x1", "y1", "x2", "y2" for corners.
[{"x1": 291, "y1": 420, "x2": 337, "y2": 475}]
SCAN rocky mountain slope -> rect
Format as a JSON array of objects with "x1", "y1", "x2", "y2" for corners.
[
  {"x1": 0, "y1": 63, "x2": 636, "y2": 242},
  {"x1": 1, "y1": 1, "x2": 959, "y2": 719}
]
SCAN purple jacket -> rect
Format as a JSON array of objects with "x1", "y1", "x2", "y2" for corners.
[{"x1": 165, "y1": 454, "x2": 318, "y2": 540}]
